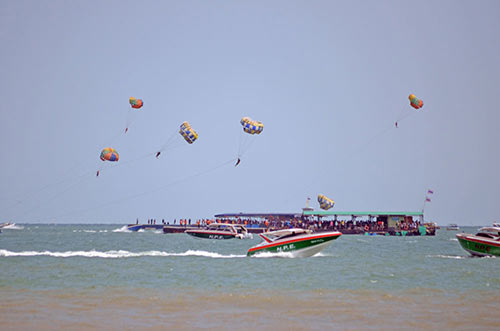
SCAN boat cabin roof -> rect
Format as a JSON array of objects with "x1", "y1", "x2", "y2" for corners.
[
  {"x1": 214, "y1": 213, "x2": 301, "y2": 219},
  {"x1": 303, "y1": 211, "x2": 423, "y2": 217}
]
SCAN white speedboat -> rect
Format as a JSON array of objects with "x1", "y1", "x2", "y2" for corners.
[
  {"x1": 247, "y1": 228, "x2": 342, "y2": 257},
  {"x1": 446, "y1": 224, "x2": 459, "y2": 230},
  {"x1": 0, "y1": 222, "x2": 14, "y2": 229},
  {"x1": 185, "y1": 223, "x2": 250, "y2": 239}
]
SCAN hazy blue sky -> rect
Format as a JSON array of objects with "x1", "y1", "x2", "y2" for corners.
[{"x1": 1, "y1": 0, "x2": 499, "y2": 225}]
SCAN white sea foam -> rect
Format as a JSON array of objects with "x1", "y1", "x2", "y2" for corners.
[
  {"x1": 312, "y1": 252, "x2": 330, "y2": 257},
  {"x1": 427, "y1": 254, "x2": 466, "y2": 259},
  {"x1": 173, "y1": 250, "x2": 246, "y2": 258},
  {"x1": 0, "y1": 249, "x2": 246, "y2": 259},
  {"x1": 251, "y1": 251, "x2": 296, "y2": 258},
  {"x1": 112, "y1": 226, "x2": 132, "y2": 233}
]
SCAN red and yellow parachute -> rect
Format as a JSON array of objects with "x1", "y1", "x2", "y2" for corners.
[
  {"x1": 129, "y1": 97, "x2": 144, "y2": 109},
  {"x1": 100, "y1": 147, "x2": 119, "y2": 162},
  {"x1": 409, "y1": 94, "x2": 423, "y2": 110}
]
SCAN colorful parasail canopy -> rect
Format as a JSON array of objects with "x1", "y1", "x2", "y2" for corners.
[
  {"x1": 100, "y1": 147, "x2": 119, "y2": 162},
  {"x1": 318, "y1": 194, "x2": 335, "y2": 210},
  {"x1": 409, "y1": 94, "x2": 423, "y2": 110},
  {"x1": 240, "y1": 117, "x2": 264, "y2": 135},
  {"x1": 129, "y1": 97, "x2": 144, "y2": 109},
  {"x1": 179, "y1": 121, "x2": 198, "y2": 144}
]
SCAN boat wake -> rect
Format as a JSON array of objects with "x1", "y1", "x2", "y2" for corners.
[
  {"x1": 251, "y1": 251, "x2": 330, "y2": 258},
  {"x1": 0, "y1": 249, "x2": 246, "y2": 259},
  {"x1": 112, "y1": 226, "x2": 132, "y2": 233},
  {"x1": 426, "y1": 254, "x2": 467, "y2": 259},
  {"x1": 251, "y1": 251, "x2": 299, "y2": 258},
  {"x1": 312, "y1": 252, "x2": 331, "y2": 257}
]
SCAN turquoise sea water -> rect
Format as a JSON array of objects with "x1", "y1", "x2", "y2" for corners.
[{"x1": 1, "y1": 224, "x2": 499, "y2": 329}]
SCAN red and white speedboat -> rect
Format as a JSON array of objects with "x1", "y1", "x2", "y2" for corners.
[{"x1": 247, "y1": 228, "x2": 342, "y2": 257}]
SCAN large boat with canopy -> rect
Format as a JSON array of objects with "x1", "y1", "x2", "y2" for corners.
[{"x1": 214, "y1": 210, "x2": 435, "y2": 236}]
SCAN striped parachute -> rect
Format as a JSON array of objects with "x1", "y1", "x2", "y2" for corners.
[
  {"x1": 179, "y1": 121, "x2": 198, "y2": 144},
  {"x1": 240, "y1": 117, "x2": 263, "y2": 135},
  {"x1": 409, "y1": 94, "x2": 423, "y2": 110},
  {"x1": 100, "y1": 147, "x2": 119, "y2": 162},
  {"x1": 129, "y1": 97, "x2": 144, "y2": 109},
  {"x1": 318, "y1": 194, "x2": 335, "y2": 210}
]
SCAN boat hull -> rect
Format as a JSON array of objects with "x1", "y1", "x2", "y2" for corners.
[
  {"x1": 247, "y1": 232, "x2": 341, "y2": 257},
  {"x1": 185, "y1": 230, "x2": 236, "y2": 240},
  {"x1": 456, "y1": 233, "x2": 500, "y2": 257},
  {"x1": 126, "y1": 224, "x2": 164, "y2": 232}
]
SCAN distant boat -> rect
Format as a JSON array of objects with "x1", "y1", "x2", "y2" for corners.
[
  {"x1": 446, "y1": 224, "x2": 459, "y2": 230},
  {"x1": 0, "y1": 222, "x2": 14, "y2": 229},
  {"x1": 247, "y1": 228, "x2": 342, "y2": 257},
  {"x1": 126, "y1": 224, "x2": 164, "y2": 232},
  {"x1": 456, "y1": 224, "x2": 500, "y2": 257},
  {"x1": 185, "y1": 223, "x2": 250, "y2": 240}
]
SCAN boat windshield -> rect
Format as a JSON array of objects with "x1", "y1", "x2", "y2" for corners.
[
  {"x1": 477, "y1": 226, "x2": 500, "y2": 236},
  {"x1": 261, "y1": 229, "x2": 311, "y2": 242},
  {"x1": 208, "y1": 224, "x2": 234, "y2": 232}
]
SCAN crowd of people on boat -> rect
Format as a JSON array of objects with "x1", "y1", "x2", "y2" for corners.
[
  {"x1": 138, "y1": 215, "x2": 435, "y2": 235},
  {"x1": 158, "y1": 217, "x2": 409, "y2": 232}
]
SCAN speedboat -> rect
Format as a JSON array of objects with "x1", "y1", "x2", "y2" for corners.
[
  {"x1": 0, "y1": 222, "x2": 14, "y2": 229},
  {"x1": 446, "y1": 223, "x2": 459, "y2": 230},
  {"x1": 456, "y1": 223, "x2": 500, "y2": 257},
  {"x1": 185, "y1": 223, "x2": 249, "y2": 239},
  {"x1": 247, "y1": 228, "x2": 342, "y2": 257},
  {"x1": 126, "y1": 224, "x2": 164, "y2": 232}
]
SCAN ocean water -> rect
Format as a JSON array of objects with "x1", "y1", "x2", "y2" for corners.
[{"x1": 1, "y1": 224, "x2": 498, "y2": 330}]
